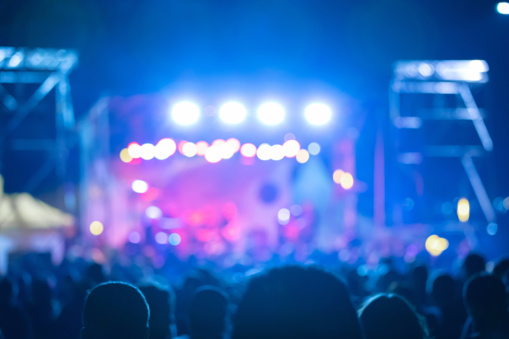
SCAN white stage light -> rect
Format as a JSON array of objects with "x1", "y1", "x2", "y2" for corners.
[
  {"x1": 497, "y1": 2, "x2": 509, "y2": 14},
  {"x1": 219, "y1": 102, "x2": 247, "y2": 124},
  {"x1": 257, "y1": 102, "x2": 285, "y2": 126},
  {"x1": 132, "y1": 180, "x2": 149, "y2": 194},
  {"x1": 271, "y1": 145, "x2": 285, "y2": 161},
  {"x1": 171, "y1": 101, "x2": 200, "y2": 126},
  {"x1": 304, "y1": 103, "x2": 332, "y2": 126},
  {"x1": 155, "y1": 138, "x2": 177, "y2": 160}
]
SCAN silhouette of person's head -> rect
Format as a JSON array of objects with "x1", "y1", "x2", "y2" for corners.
[
  {"x1": 139, "y1": 283, "x2": 175, "y2": 339},
  {"x1": 463, "y1": 274, "x2": 508, "y2": 331},
  {"x1": 232, "y1": 265, "x2": 362, "y2": 339},
  {"x1": 189, "y1": 287, "x2": 229, "y2": 339},
  {"x1": 493, "y1": 258, "x2": 509, "y2": 280},
  {"x1": 430, "y1": 274, "x2": 456, "y2": 309},
  {"x1": 462, "y1": 253, "x2": 486, "y2": 280},
  {"x1": 82, "y1": 281, "x2": 150, "y2": 339},
  {"x1": 359, "y1": 294, "x2": 428, "y2": 339}
]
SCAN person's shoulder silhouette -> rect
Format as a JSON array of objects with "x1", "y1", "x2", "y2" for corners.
[{"x1": 82, "y1": 281, "x2": 150, "y2": 339}]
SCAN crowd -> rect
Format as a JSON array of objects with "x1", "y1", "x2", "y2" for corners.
[{"x1": 0, "y1": 250, "x2": 508, "y2": 339}]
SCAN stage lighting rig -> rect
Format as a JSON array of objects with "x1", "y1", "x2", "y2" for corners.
[
  {"x1": 171, "y1": 101, "x2": 200, "y2": 126},
  {"x1": 257, "y1": 102, "x2": 285, "y2": 125}
]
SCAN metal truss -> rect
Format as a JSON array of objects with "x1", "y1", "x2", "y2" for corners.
[
  {"x1": 389, "y1": 60, "x2": 496, "y2": 223},
  {"x1": 0, "y1": 47, "x2": 78, "y2": 210}
]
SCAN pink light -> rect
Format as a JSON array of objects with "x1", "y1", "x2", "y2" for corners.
[
  {"x1": 197, "y1": 229, "x2": 214, "y2": 242},
  {"x1": 141, "y1": 187, "x2": 159, "y2": 202},
  {"x1": 240, "y1": 143, "x2": 257, "y2": 157},
  {"x1": 178, "y1": 140, "x2": 187, "y2": 155},
  {"x1": 212, "y1": 139, "x2": 226, "y2": 147}
]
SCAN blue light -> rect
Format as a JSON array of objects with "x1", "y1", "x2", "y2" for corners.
[
  {"x1": 487, "y1": 223, "x2": 498, "y2": 236},
  {"x1": 497, "y1": 2, "x2": 509, "y2": 14},
  {"x1": 169, "y1": 233, "x2": 181, "y2": 246}
]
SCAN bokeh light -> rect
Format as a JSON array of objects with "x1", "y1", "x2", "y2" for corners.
[
  {"x1": 271, "y1": 144, "x2": 285, "y2": 161},
  {"x1": 226, "y1": 138, "x2": 241, "y2": 153},
  {"x1": 308, "y1": 142, "x2": 321, "y2": 155},
  {"x1": 257, "y1": 143, "x2": 272, "y2": 161},
  {"x1": 145, "y1": 206, "x2": 162, "y2": 219},
  {"x1": 457, "y1": 198, "x2": 470, "y2": 222},
  {"x1": 278, "y1": 208, "x2": 291, "y2": 225},
  {"x1": 425, "y1": 235, "x2": 449, "y2": 256},
  {"x1": 283, "y1": 140, "x2": 300, "y2": 158},
  {"x1": 127, "y1": 142, "x2": 142, "y2": 158},
  {"x1": 128, "y1": 232, "x2": 141, "y2": 244},
  {"x1": 257, "y1": 102, "x2": 285, "y2": 125},
  {"x1": 219, "y1": 102, "x2": 247, "y2": 124},
  {"x1": 333, "y1": 169, "x2": 344, "y2": 184},
  {"x1": 169, "y1": 233, "x2": 182, "y2": 246},
  {"x1": 340, "y1": 172, "x2": 354, "y2": 190},
  {"x1": 140, "y1": 143, "x2": 156, "y2": 160},
  {"x1": 296, "y1": 149, "x2": 310, "y2": 163},
  {"x1": 304, "y1": 103, "x2": 332, "y2": 126},
  {"x1": 182, "y1": 142, "x2": 198, "y2": 157},
  {"x1": 205, "y1": 145, "x2": 222, "y2": 163},
  {"x1": 120, "y1": 148, "x2": 133, "y2": 163},
  {"x1": 503, "y1": 197, "x2": 509, "y2": 211},
  {"x1": 131, "y1": 180, "x2": 149, "y2": 193},
  {"x1": 487, "y1": 222, "x2": 498, "y2": 236},
  {"x1": 155, "y1": 138, "x2": 177, "y2": 160},
  {"x1": 171, "y1": 101, "x2": 200, "y2": 126},
  {"x1": 89, "y1": 221, "x2": 104, "y2": 236},
  {"x1": 196, "y1": 141, "x2": 209, "y2": 156},
  {"x1": 240, "y1": 143, "x2": 257, "y2": 157},
  {"x1": 155, "y1": 232, "x2": 168, "y2": 244}
]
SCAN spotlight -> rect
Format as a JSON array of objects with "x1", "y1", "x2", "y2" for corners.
[
  {"x1": 278, "y1": 208, "x2": 291, "y2": 225},
  {"x1": 304, "y1": 103, "x2": 332, "y2": 126},
  {"x1": 257, "y1": 102, "x2": 285, "y2": 126},
  {"x1": 131, "y1": 180, "x2": 149, "y2": 194},
  {"x1": 205, "y1": 146, "x2": 222, "y2": 163},
  {"x1": 497, "y1": 2, "x2": 509, "y2": 14},
  {"x1": 219, "y1": 102, "x2": 247, "y2": 124},
  {"x1": 171, "y1": 101, "x2": 200, "y2": 126},
  {"x1": 425, "y1": 235, "x2": 449, "y2": 257}
]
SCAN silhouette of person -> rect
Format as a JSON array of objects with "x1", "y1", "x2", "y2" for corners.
[
  {"x1": 462, "y1": 274, "x2": 509, "y2": 339},
  {"x1": 189, "y1": 287, "x2": 229, "y2": 339},
  {"x1": 82, "y1": 281, "x2": 150, "y2": 339},
  {"x1": 139, "y1": 283, "x2": 176, "y2": 339},
  {"x1": 232, "y1": 265, "x2": 362, "y2": 339},
  {"x1": 359, "y1": 293, "x2": 429, "y2": 339}
]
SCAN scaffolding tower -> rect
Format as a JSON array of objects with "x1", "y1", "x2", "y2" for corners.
[{"x1": 388, "y1": 60, "x2": 496, "y2": 225}]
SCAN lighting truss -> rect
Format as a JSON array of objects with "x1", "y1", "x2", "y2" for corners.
[
  {"x1": 0, "y1": 47, "x2": 78, "y2": 210},
  {"x1": 389, "y1": 60, "x2": 495, "y2": 223}
]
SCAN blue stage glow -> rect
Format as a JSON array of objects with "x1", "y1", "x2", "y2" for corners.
[
  {"x1": 304, "y1": 103, "x2": 332, "y2": 126},
  {"x1": 219, "y1": 102, "x2": 247, "y2": 124}
]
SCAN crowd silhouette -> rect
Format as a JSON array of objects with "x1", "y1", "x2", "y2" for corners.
[{"x1": 0, "y1": 250, "x2": 508, "y2": 339}]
